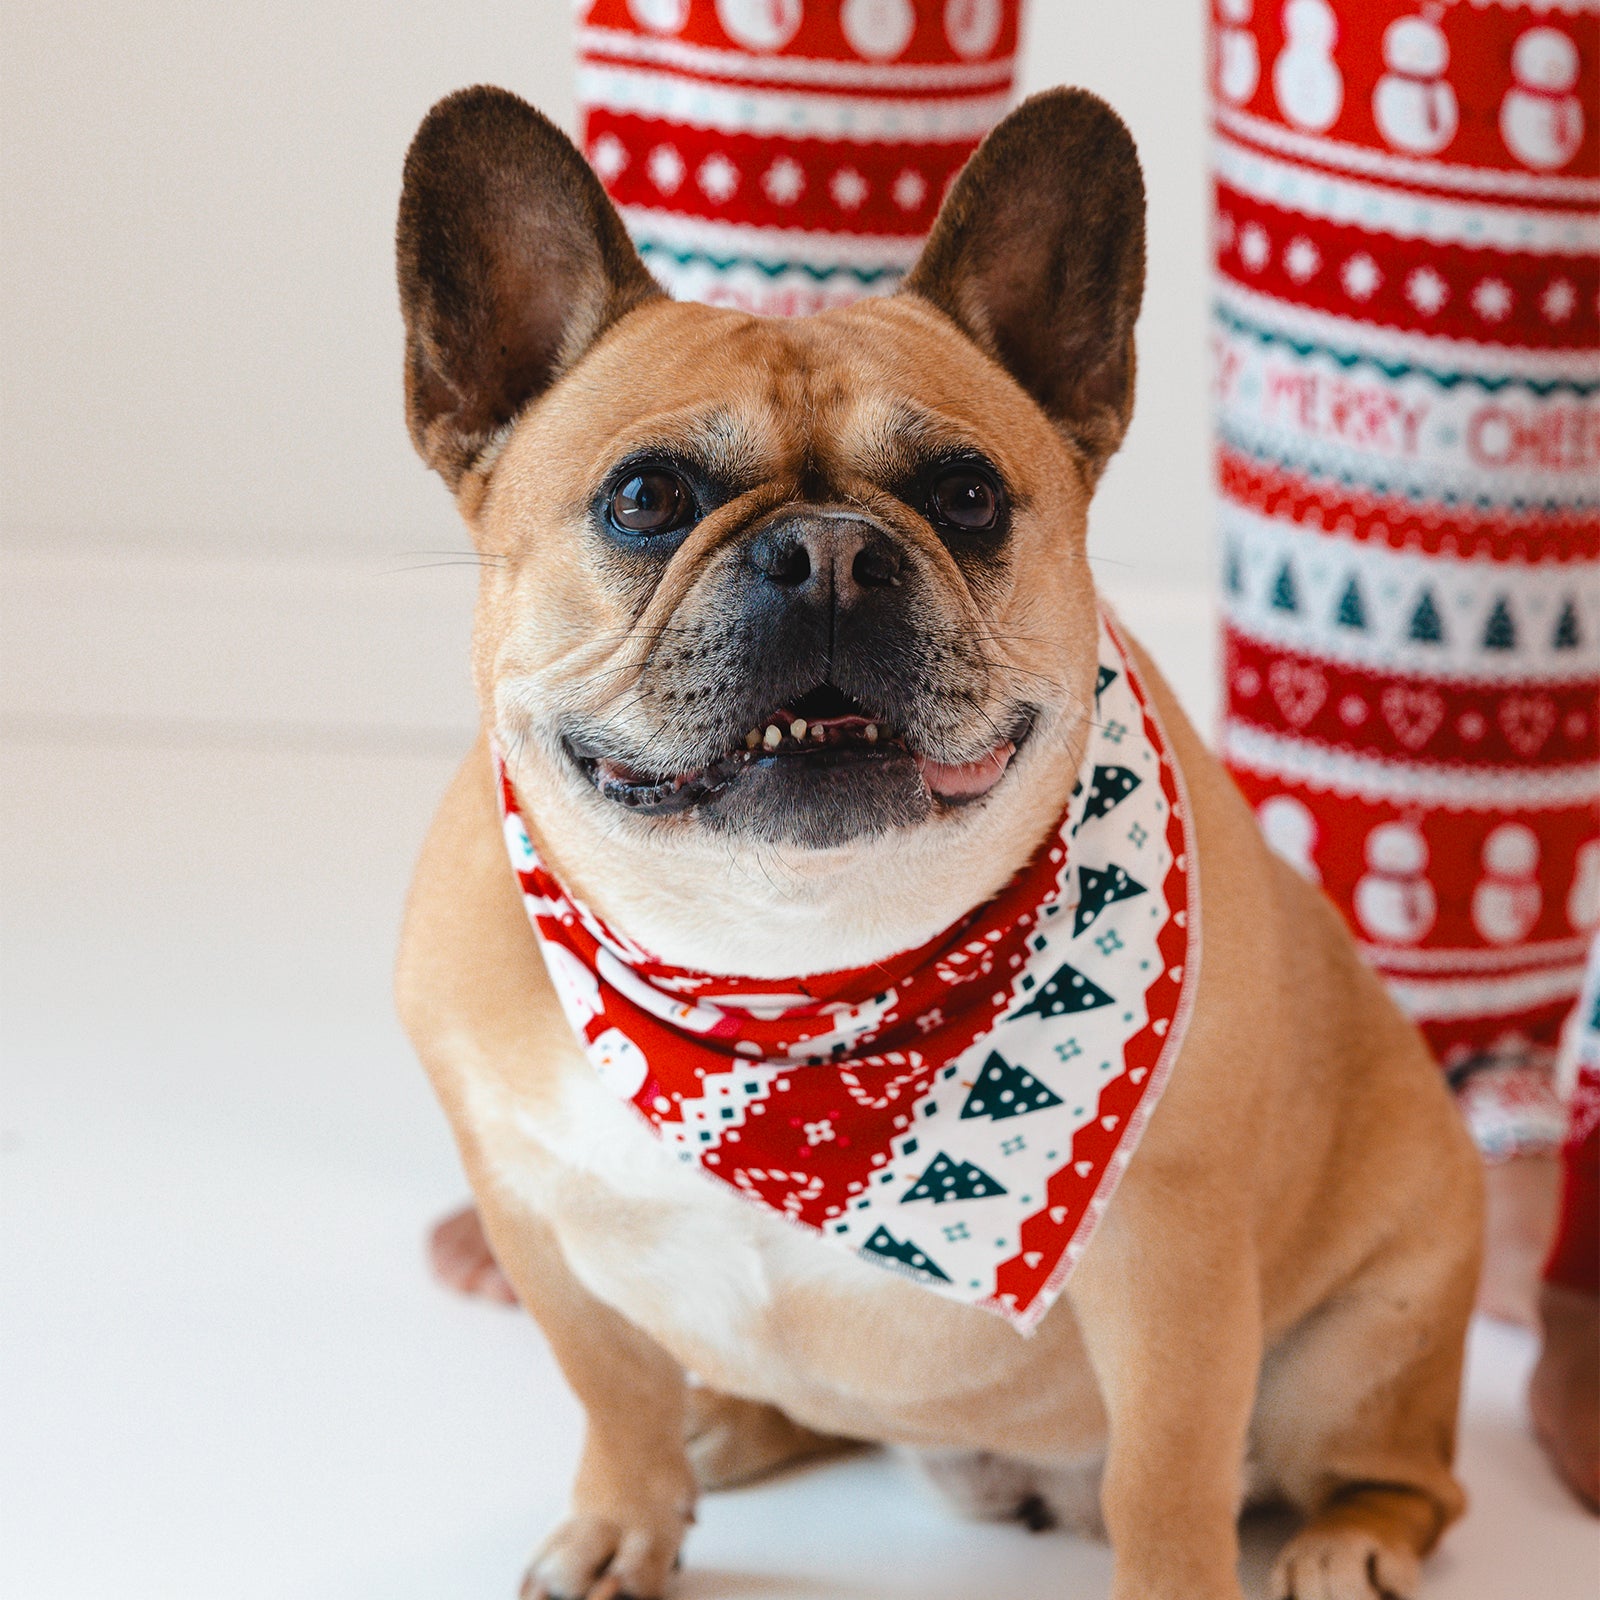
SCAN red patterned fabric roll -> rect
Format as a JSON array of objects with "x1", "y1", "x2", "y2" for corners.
[
  {"x1": 1209, "y1": 0, "x2": 1600, "y2": 1157},
  {"x1": 575, "y1": 0, "x2": 1020, "y2": 313},
  {"x1": 1547, "y1": 936, "x2": 1599, "y2": 1289}
]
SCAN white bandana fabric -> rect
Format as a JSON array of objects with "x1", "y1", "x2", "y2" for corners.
[{"x1": 500, "y1": 612, "x2": 1199, "y2": 1332}]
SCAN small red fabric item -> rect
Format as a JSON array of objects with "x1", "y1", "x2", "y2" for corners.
[
  {"x1": 1209, "y1": 0, "x2": 1600, "y2": 1156},
  {"x1": 575, "y1": 0, "x2": 1022, "y2": 312}
]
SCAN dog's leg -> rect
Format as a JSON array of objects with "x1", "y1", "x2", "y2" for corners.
[
  {"x1": 1253, "y1": 1233, "x2": 1473, "y2": 1600},
  {"x1": 397, "y1": 746, "x2": 694, "y2": 1599},
  {"x1": 1068, "y1": 1197, "x2": 1260, "y2": 1600},
  {"x1": 472, "y1": 1189, "x2": 696, "y2": 1600},
  {"x1": 684, "y1": 1387, "x2": 856, "y2": 1490}
]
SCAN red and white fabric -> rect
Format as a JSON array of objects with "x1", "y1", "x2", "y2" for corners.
[
  {"x1": 496, "y1": 612, "x2": 1198, "y2": 1332},
  {"x1": 1209, "y1": 0, "x2": 1600, "y2": 1159},
  {"x1": 575, "y1": 0, "x2": 1021, "y2": 313}
]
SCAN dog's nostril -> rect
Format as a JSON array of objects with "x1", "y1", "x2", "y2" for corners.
[
  {"x1": 852, "y1": 541, "x2": 901, "y2": 589},
  {"x1": 751, "y1": 532, "x2": 812, "y2": 587}
]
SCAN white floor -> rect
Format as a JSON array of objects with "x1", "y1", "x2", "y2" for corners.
[{"x1": 1, "y1": 557, "x2": 1594, "y2": 1599}]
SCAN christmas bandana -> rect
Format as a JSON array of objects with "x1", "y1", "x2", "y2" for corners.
[{"x1": 497, "y1": 612, "x2": 1197, "y2": 1332}]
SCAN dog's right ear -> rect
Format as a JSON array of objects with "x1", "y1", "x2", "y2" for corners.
[{"x1": 397, "y1": 86, "x2": 660, "y2": 494}]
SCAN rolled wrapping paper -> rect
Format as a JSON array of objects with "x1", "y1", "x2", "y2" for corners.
[
  {"x1": 1546, "y1": 934, "x2": 1598, "y2": 1290},
  {"x1": 1210, "y1": 0, "x2": 1600, "y2": 1158},
  {"x1": 575, "y1": 0, "x2": 1021, "y2": 313}
]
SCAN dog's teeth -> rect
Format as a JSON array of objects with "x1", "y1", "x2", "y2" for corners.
[
  {"x1": 865, "y1": 724, "x2": 879, "y2": 743},
  {"x1": 811, "y1": 724, "x2": 826, "y2": 742},
  {"x1": 790, "y1": 718, "x2": 807, "y2": 739},
  {"x1": 763, "y1": 724, "x2": 782, "y2": 750},
  {"x1": 745, "y1": 729, "x2": 761, "y2": 750}
]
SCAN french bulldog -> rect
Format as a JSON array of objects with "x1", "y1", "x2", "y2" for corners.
[{"x1": 393, "y1": 84, "x2": 1481, "y2": 1600}]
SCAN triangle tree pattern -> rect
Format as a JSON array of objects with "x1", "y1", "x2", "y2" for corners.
[
  {"x1": 960, "y1": 1051, "x2": 1064, "y2": 1122},
  {"x1": 901, "y1": 1151, "x2": 1008, "y2": 1205},
  {"x1": 1335, "y1": 576, "x2": 1367, "y2": 630},
  {"x1": 1073, "y1": 862, "x2": 1147, "y2": 936},
  {"x1": 1482, "y1": 596, "x2": 1517, "y2": 651},
  {"x1": 1553, "y1": 598, "x2": 1581, "y2": 651},
  {"x1": 860, "y1": 1224, "x2": 950, "y2": 1281},
  {"x1": 1095, "y1": 664, "x2": 1119, "y2": 704},
  {"x1": 1408, "y1": 588, "x2": 1445, "y2": 644},
  {"x1": 1270, "y1": 560, "x2": 1300, "y2": 613},
  {"x1": 1013, "y1": 961, "x2": 1115, "y2": 1019},
  {"x1": 1081, "y1": 766, "x2": 1142, "y2": 823}
]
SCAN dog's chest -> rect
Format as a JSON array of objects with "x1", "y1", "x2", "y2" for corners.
[{"x1": 468, "y1": 1056, "x2": 881, "y2": 1383}]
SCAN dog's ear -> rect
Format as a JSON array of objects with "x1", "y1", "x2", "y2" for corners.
[
  {"x1": 397, "y1": 86, "x2": 660, "y2": 492},
  {"x1": 904, "y1": 88, "x2": 1146, "y2": 479}
]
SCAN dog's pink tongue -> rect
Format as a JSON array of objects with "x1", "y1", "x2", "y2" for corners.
[{"x1": 916, "y1": 741, "x2": 1016, "y2": 800}]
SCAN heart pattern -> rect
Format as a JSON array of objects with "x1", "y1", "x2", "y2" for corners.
[
  {"x1": 1498, "y1": 694, "x2": 1556, "y2": 757},
  {"x1": 1269, "y1": 659, "x2": 1328, "y2": 728},
  {"x1": 1380, "y1": 685, "x2": 1446, "y2": 751}
]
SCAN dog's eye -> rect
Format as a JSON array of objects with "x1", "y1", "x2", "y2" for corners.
[
  {"x1": 928, "y1": 468, "x2": 1001, "y2": 533},
  {"x1": 608, "y1": 471, "x2": 694, "y2": 535}
]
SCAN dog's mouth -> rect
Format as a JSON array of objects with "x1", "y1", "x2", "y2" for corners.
[{"x1": 568, "y1": 683, "x2": 1031, "y2": 817}]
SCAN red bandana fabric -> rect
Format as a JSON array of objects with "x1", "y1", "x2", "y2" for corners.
[
  {"x1": 575, "y1": 0, "x2": 1022, "y2": 313},
  {"x1": 496, "y1": 613, "x2": 1198, "y2": 1331},
  {"x1": 1209, "y1": 0, "x2": 1600, "y2": 1157}
]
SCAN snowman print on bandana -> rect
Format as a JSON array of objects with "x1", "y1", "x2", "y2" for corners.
[
  {"x1": 1500, "y1": 27, "x2": 1586, "y2": 172},
  {"x1": 1373, "y1": 14, "x2": 1458, "y2": 156},
  {"x1": 1273, "y1": 0, "x2": 1344, "y2": 133}
]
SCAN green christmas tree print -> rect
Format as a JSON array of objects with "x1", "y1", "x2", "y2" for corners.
[
  {"x1": 1270, "y1": 560, "x2": 1299, "y2": 613},
  {"x1": 1224, "y1": 545, "x2": 1243, "y2": 596},
  {"x1": 1335, "y1": 576, "x2": 1367, "y2": 630},
  {"x1": 1553, "y1": 599, "x2": 1581, "y2": 651},
  {"x1": 1482, "y1": 597, "x2": 1517, "y2": 651},
  {"x1": 1073, "y1": 863, "x2": 1147, "y2": 936},
  {"x1": 1082, "y1": 765, "x2": 1142, "y2": 823},
  {"x1": 1013, "y1": 961, "x2": 1115, "y2": 1019},
  {"x1": 1408, "y1": 588, "x2": 1445, "y2": 644},
  {"x1": 1095, "y1": 664, "x2": 1118, "y2": 703},
  {"x1": 901, "y1": 1152, "x2": 1008, "y2": 1205},
  {"x1": 960, "y1": 1051, "x2": 1064, "y2": 1122},
  {"x1": 860, "y1": 1225, "x2": 950, "y2": 1281}
]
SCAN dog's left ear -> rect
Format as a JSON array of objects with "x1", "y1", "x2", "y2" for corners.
[{"x1": 904, "y1": 88, "x2": 1146, "y2": 479}]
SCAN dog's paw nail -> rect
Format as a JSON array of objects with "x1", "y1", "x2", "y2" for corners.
[{"x1": 1015, "y1": 1492, "x2": 1056, "y2": 1532}]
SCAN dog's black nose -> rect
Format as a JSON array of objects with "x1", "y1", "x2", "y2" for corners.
[{"x1": 748, "y1": 514, "x2": 903, "y2": 601}]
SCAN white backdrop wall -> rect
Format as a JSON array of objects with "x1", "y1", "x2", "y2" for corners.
[{"x1": 0, "y1": 2, "x2": 1210, "y2": 584}]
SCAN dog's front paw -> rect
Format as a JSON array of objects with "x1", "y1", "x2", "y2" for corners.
[
  {"x1": 520, "y1": 1506, "x2": 689, "y2": 1600},
  {"x1": 1271, "y1": 1526, "x2": 1420, "y2": 1600}
]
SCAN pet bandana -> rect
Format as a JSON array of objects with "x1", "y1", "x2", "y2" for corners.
[{"x1": 497, "y1": 611, "x2": 1198, "y2": 1333}]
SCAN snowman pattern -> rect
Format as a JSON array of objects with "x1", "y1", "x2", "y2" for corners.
[
  {"x1": 1354, "y1": 821, "x2": 1436, "y2": 945},
  {"x1": 1273, "y1": 0, "x2": 1343, "y2": 133},
  {"x1": 945, "y1": 0, "x2": 1002, "y2": 59},
  {"x1": 1257, "y1": 794, "x2": 1321, "y2": 883},
  {"x1": 1372, "y1": 15, "x2": 1458, "y2": 156},
  {"x1": 1216, "y1": 0, "x2": 1261, "y2": 107},
  {"x1": 841, "y1": 0, "x2": 915, "y2": 60},
  {"x1": 1570, "y1": 840, "x2": 1600, "y2": 935},
  {"x1": 629, "y1": 0, "x2": 691, "y2": 32},
  {"x1": 1500, "y1": 27, "x2": 1585, "y2": 172},
  {"x1": 716, "y1": 0, "x2": 805, "y2": 52},
  {"x1": 1472, "y1": 823, "x2": 1542, "y2": 946}
]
